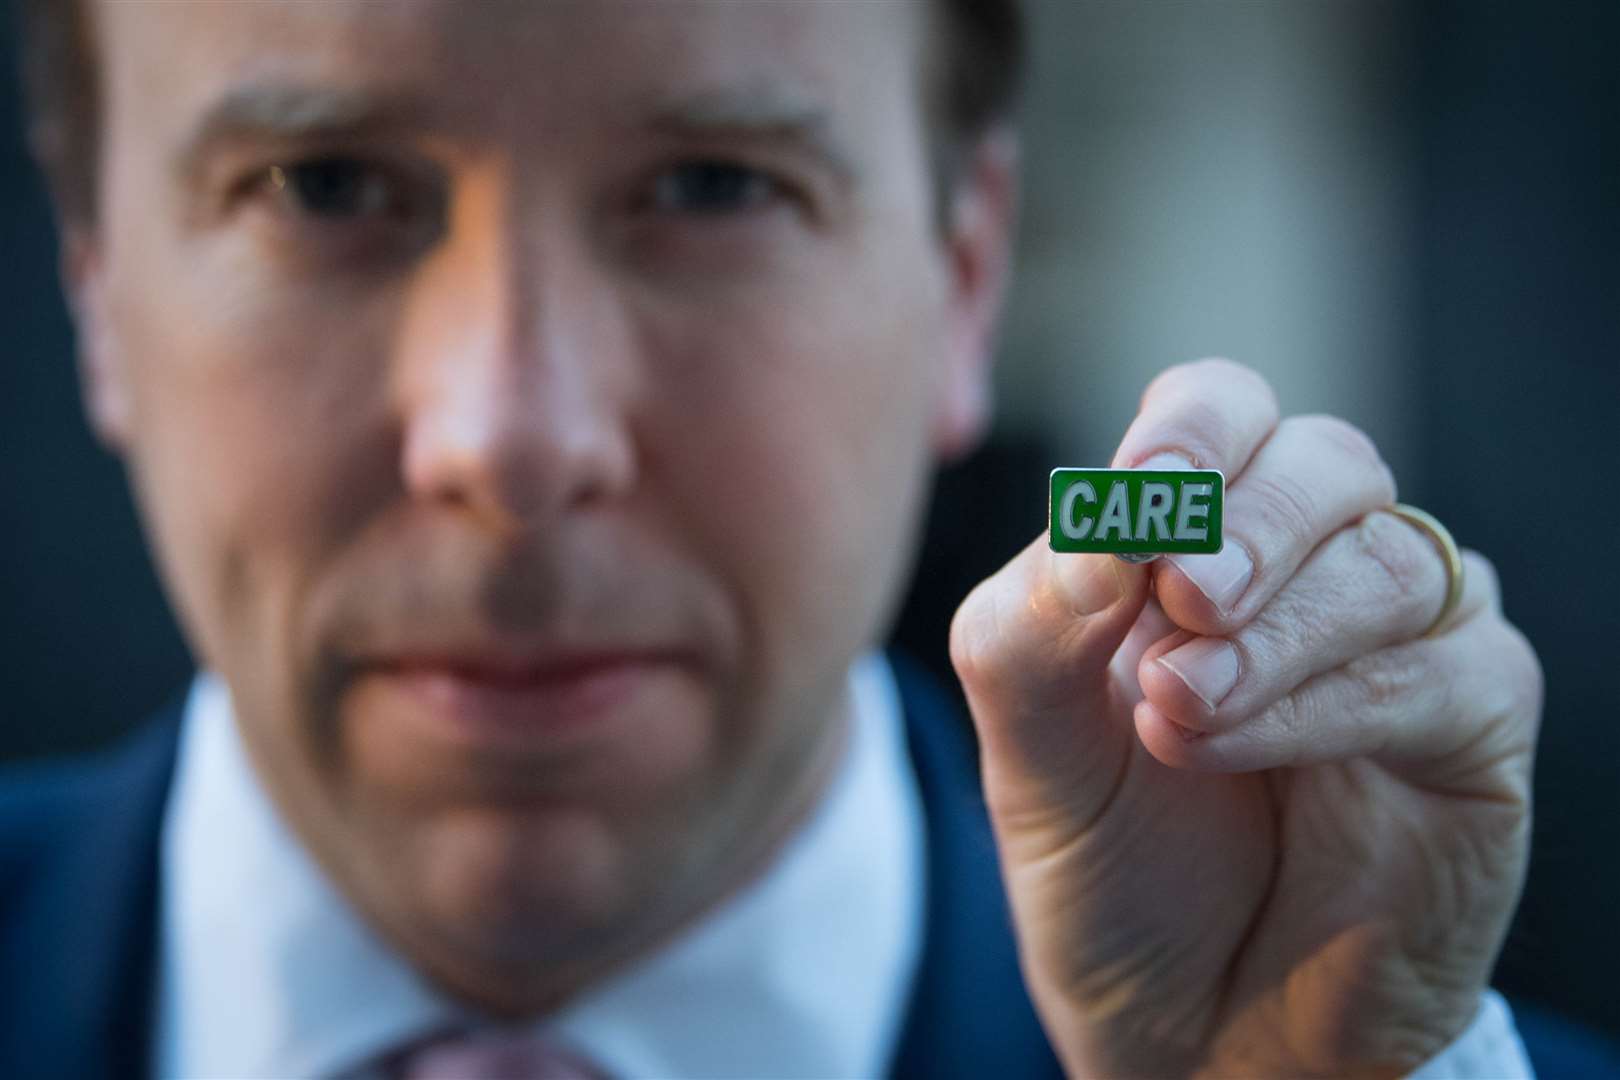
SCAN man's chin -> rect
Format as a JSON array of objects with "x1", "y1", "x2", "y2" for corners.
[
  {"x1": 309, "y1": 657, "x2": 730, "y2": 1001},
  {"x1": 397, "y1": 802, "x2": 647, "y2": 980}
]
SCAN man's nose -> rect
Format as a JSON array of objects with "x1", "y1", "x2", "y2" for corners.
[{"x1": 396, "y1": 187, "x2": 639, "y2": 532}]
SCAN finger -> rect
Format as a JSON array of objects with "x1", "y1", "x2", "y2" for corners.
[
  {"x1": 1140, "y1": 507, "x2": 1455, "y2": 735},
  {"x1": 1108, "y1": 593, "x2": 1180, "y2": 709},
  {"x1": 1157, "y1": 414, "x2": 1397, "y2": 634},
  {"x1": 1110, "y1": 357, "x2": 1279, "y2": 478},
  {"x1": 1134, "y1": 552, "x2": 1539, "y2": 790},
  {"x1": 951, "y1": 534, "x2": 1151, "y2": 816}
]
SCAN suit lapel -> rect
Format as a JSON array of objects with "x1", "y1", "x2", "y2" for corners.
[
  {"x1": 1, "y1": 707, "x2": 180, "y2": 1080},
  {"x1": 886, "y1": 654, "x2": 1063, "y2": 1079}
]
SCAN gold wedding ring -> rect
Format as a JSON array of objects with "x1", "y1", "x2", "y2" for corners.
[{"x1": 1386, "y1": 503, "x2": 1465, "y2": 638}]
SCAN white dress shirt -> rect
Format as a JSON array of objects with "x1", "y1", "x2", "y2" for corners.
[{"x1": 152, "y1": 655, "x2": 1533, "y2": 1079}]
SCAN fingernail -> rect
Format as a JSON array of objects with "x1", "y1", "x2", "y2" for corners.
[
  {"x1": 1056, "y1": 554, "x2": 1124, "y2": 616},
  {"x1": 1168, "y1": 541, "x2": 1253, "y2": 614},
  {"x1": 1159, "y1": 638, "x2": 1241, "y2": 709}
]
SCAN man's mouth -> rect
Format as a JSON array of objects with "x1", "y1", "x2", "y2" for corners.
[{"x1": 360, "y1": 647, "x2": 696, "y2": 750}]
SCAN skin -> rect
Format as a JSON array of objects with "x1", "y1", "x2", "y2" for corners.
[
  {"x1": 60, "y1": 2, "x2": 1540, "y2": 1074},
  {"x1": 953, "y1": 360, "x2": 1542, "y2": 1076},
  {"x1": 69, "y1": 0, "x2": 1010, "y2": 1014}
]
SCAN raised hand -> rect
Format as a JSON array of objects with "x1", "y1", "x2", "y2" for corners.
[{"x1": 951, "y1": 358, "x2": 1540, "y2": 1078}]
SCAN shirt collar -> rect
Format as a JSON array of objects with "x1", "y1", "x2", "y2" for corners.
[{"x1": 154, "y1": 654, "x2": 925, "y2": 1079}]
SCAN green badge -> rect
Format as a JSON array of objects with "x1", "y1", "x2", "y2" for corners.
[{"x1": 1049, "y1": 468, "x2": 1224, "y2": 561}]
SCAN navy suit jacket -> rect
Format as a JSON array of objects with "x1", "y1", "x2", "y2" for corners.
[
  {"x1": 3, "y1": 657, "x2": 1616, "y2": 1078},
  {"x1": 0, "y1": 657, "x2": 1062, "y2": 1079}
]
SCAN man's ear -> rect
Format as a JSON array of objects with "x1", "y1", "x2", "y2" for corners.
[
  {"x1": 932, "y1": 127, "x2": 1020, "y2": 463},
  {"x1": 60, "y1": 226, "x2": 133, "y2": 451}
]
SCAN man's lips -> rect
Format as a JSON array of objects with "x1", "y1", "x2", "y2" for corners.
[{"x1": 359, "y1": 649, "x2": 693, "y2": 747}]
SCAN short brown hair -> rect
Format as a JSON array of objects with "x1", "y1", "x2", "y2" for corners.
[{"x1": 14, "y1": 0, "x2": 1024, "y2": 227}]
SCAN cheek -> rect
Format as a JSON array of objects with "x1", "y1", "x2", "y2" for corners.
[
  {"x1": 643, "y1": 256, "x2": 946, "y2": 701},
  {"x1": 109, "y1": 240, "x2": 402, "y2": 685}
]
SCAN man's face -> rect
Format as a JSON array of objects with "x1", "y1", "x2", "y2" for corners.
[{"x1": 76, "y1": 0, "x2": 1006, "y2": 1005}]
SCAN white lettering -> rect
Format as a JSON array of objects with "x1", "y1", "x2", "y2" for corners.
[
  {"x1": 1136, "y1": 482, "x2": 1173, "y2": 542},
  {"x1": 1059, "y1": 480, "x2": 1098, "y2": 540},
  {"x1": 1095, "y1": 482, "x2": 1132, "y2": 541},
  {"x1": 1174, "y1": 483, "x2": 1212, "y2": 541}
]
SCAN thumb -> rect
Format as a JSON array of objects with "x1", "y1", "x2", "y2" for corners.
[{"x1": 950, "y1": 536, "x2": 1151, "y2": 823}]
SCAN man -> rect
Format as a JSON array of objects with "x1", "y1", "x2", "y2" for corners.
[{"x1": 1, "y1": 1, "x2": 1549, "y2": 1076}]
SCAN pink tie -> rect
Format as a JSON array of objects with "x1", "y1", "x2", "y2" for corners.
[{"x1": 391, "y1": 1028, "x2": 607, "y2": 1080}]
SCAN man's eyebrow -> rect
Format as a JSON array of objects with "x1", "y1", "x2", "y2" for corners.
[
  {"x1": 174, "y1": 82, "x2": 861, "y2": 184},
  {"x1": 174, "y1": 84, "x2": 433, "y2": 178},
  {"x1": 643, "y1": 88, "x2": 859, "y2": 182}
]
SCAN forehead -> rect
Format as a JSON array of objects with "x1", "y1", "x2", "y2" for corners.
[{"x1": 92, "y1": 1, "x2": 932, "y2": 149}]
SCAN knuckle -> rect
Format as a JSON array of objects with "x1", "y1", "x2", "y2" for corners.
[
  {"x1": 1142, "y1": 357, "x2": 1276, "y2": 413},
  {"x1": 1345, "y1": 648, "x2": 1424, "y2": 714},
  {"x1": 1295, "y1": 412, "x2": 1379, "y2": 464},
  {"x1": 1189, "y1": 356, "x2": 1273, "y2": 398},
  {"x1": 949, "y1": 577, "x2": 1025, "y2": 697},
  {"x1": 1244, "y1": 470, "x2": 1322, "y2": 550},
  {"x1": 1168, "y1": 402, "x2": 1239, "y2": 468},
  {"x1": 1140, "y1": 359, "x2": 1205, "y2": 407},
  {"x1": 1448, "y1": 622, "x2": 1543, "y2": 791},
  {"x1": 948, "y1": 584, "x2": 999, "y2": 689},
  {"x1": 1356, "y1": 510, "x2": 1442, "y2": 612},
  {"x1": 1263, "y1": 681, "x2": 1313, "y2": 743},
  {"x1": 1428, "y1": 618, "x2": 1542, "y2": 803},
  {"x1": 1293, "y1": 413, "x2": 1396, "y2": 500},
  {"x1": 1461, "y1": 549, "x2": 1502, "y2": 611},
  {"x1": 1516, "y1": 637, "x2": 1546, "y2": 735},
  {"x1": 1489, "y1": 620, "x2": 1545, "y2": 730}
]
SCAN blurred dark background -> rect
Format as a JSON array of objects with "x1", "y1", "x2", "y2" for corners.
[{"x1": 3, "y1": 0, "x2": 1616, "y2": 1043}]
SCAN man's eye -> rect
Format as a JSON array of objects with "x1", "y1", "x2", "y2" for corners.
[
  {"x1": 245, "y1": 155, "x2": 447, "y2": 262},
  {"x1": 269, "y1": 158, "x2": 390, "y2": 218},
  {"x1": 258, "y1": 156, "x2": 444, "y2": 229},
  {"x1": 648, "y1": 161, "x2": 783, "y2": 216}
]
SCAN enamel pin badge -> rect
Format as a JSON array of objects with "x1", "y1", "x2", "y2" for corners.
[{"x1": 1049, "y1": 468, "x2": 1225, "y2": 563}]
